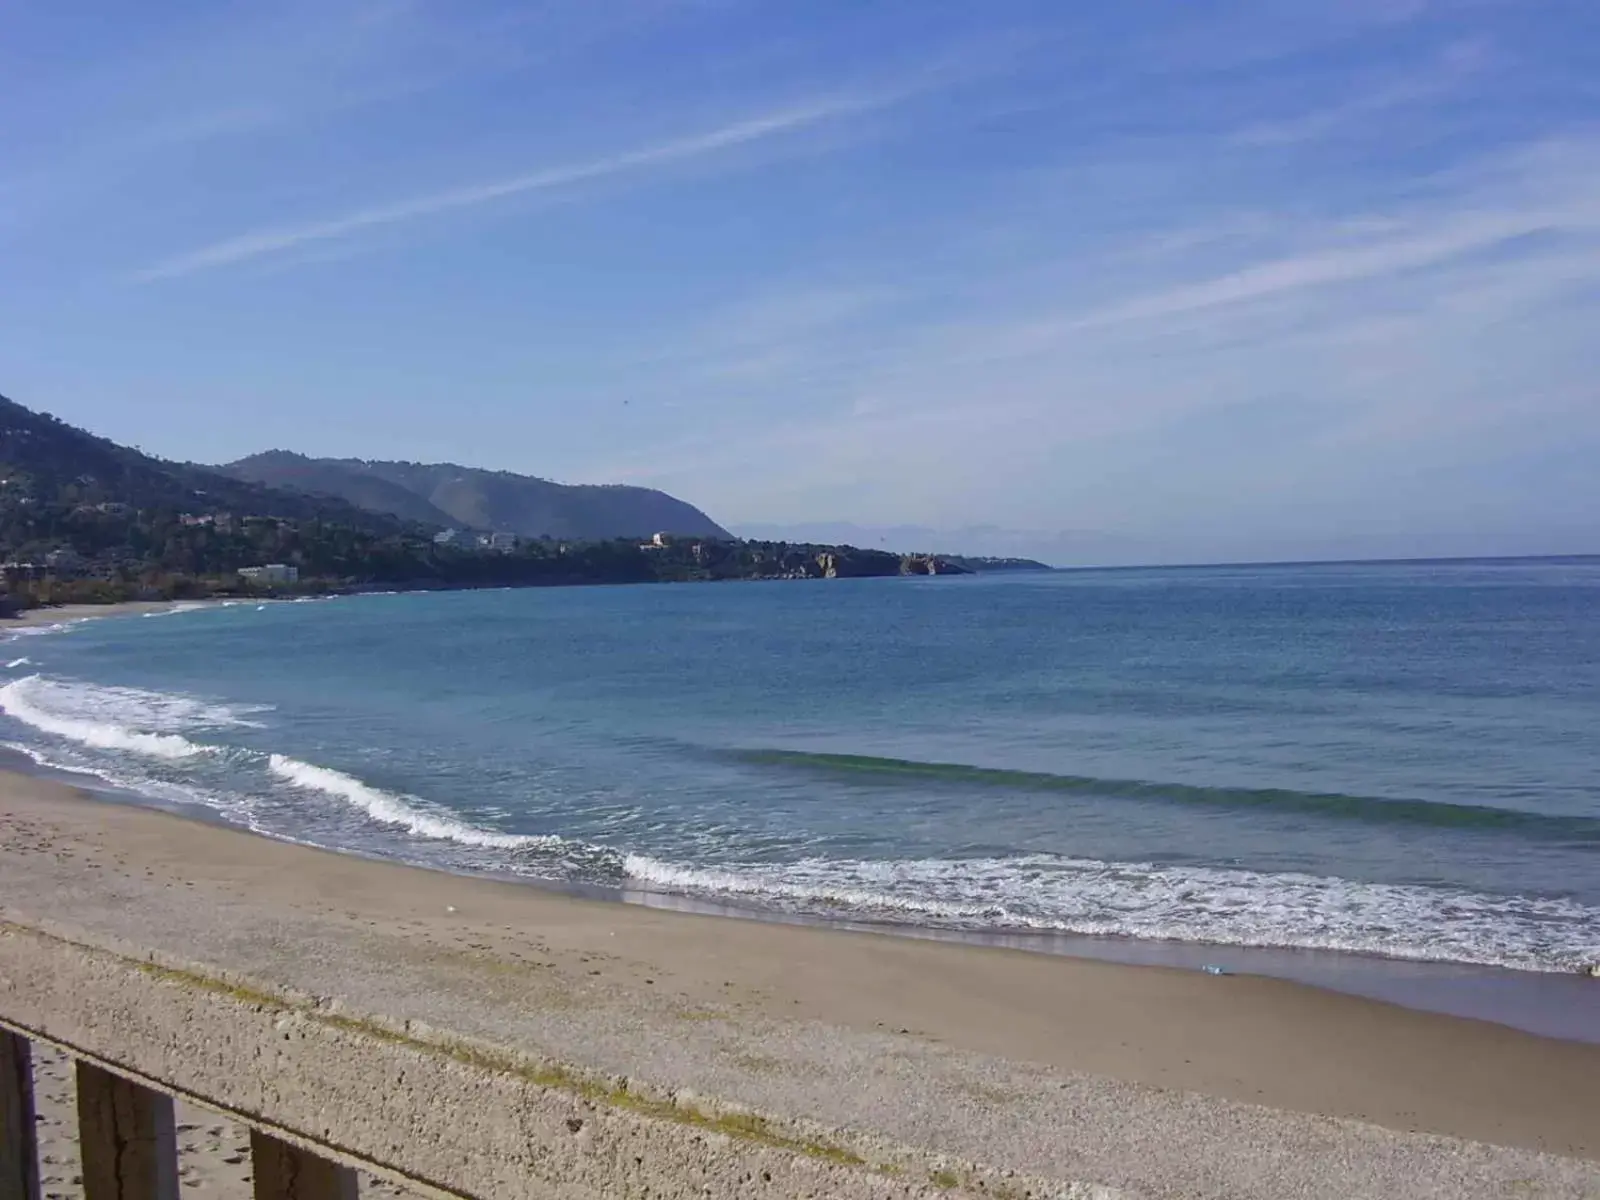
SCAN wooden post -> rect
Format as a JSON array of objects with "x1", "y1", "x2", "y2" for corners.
[
  {"x1": 0, "y1": 1032, "x2": 40, "y2": 1200},
  {"x1": 251, "y1": 1130, "x2": 358, "y2": 1200},
  {"x1": 75, "y1": 1062, "x2": 177, "y2": 1200}
]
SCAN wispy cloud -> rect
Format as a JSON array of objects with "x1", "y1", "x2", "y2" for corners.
[
  {"x1": 1042, "y1": 207, "x2": 1586, "y2": 336},
  {"x1": 576, "y1": 131, "x2": 1600, "y2": 535},
  {"x1": 3, "y1": 1, "x2": 704, "y2": 233},
  {"x1": 908, "y1": 138, "x2": 1600, "y2": 371},
  {"x1": 133, "y1": 91, "x2": 906, "y2": 282},
  {"x1": 1230, "y1": 39, "x2": 1490, "y2": 147}
]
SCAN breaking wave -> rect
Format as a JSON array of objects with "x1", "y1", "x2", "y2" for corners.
[
  {"x1": 0, "y1": 676, "x2": 219, "y2": 761},
  {"x1": 620, "y1": 852, "x2": 1600, "y2": 974},
  {"x1": 266, "y1": 754, "x2": 566, "y2": 851},
  {"x1": 2, "y1": 662, "x2": 1592, "y2": 977},
  {"x1": 141, "y1": 602, "x2": 215, "y2": 618},
  {"x1": 3, "y1": 619, "x2": 89, "y2": 638}
]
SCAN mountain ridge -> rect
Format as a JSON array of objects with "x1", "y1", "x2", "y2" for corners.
[
  {"x1": 218, "y1": 451, "x2": 731, "y2": 541},
  {"x1": 0, "y1": 390, "x2": 968, "y2": 614},
  {"x1": 0, "y1": 395, "x2": 406, "y2": 534}
]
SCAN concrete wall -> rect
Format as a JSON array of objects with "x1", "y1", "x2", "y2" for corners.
[{"x1": 0, "y1": 919, "x2": 1098, "y2": 1200}]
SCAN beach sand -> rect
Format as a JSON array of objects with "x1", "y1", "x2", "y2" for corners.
[{"x1": 4, "y1": 772, "x2": 1599, "y2": 1197}]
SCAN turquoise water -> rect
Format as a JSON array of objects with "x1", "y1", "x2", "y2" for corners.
[{"x1": 4, "y1": 559, "x2": 1598, "y2": 976}]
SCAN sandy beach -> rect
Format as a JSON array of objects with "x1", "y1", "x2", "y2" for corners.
[{"x1": 3, "y1": 771, "x2": 1599, "y2": 1197}]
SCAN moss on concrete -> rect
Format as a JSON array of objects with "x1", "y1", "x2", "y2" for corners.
[{"x1": 10, "y1": 920, "x2": 885, "y2": 1180}]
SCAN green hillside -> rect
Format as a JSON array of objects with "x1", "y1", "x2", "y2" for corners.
[
  {"x1": 0, "y1": 392, "x2": 961, "y2": 611},
  {"x1": 219, "y1": 452, "x2": 731, "y2": 541}
]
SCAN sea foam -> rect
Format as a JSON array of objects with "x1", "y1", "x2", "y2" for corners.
[
  {"x1": 0, "y1": 676, "x2": 218, "y2": 761},
  {"x1": 2, "y1": 739, "x2": 250, "y2": 819},
  {"x1": 620, "y1": 852, "x2": 1600, "y2": 974},
  {"x1": 141, "y1": 601, "x2": 213, "y2": 618},
  {"x1": 3, "y1": 618, "x2": 88, "y2": 638},
  {"x1": 2, "y1": 675, "x2": 267, "y2": 733},
  {"x1": 266, "y1": 754, "x2": 563, "y2": 851}
]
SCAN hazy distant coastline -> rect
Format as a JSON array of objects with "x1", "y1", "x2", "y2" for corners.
[{"x1": 737, "y1": 522, "x2": 1600, "y2": 570}]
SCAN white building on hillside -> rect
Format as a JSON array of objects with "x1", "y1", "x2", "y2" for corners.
[{"x1": 238, "y1": 563, "x2": 299, "y2": 586}]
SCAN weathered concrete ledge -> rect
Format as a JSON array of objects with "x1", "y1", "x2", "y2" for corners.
[{"x1": 0, "y1": 918, "x2": 1113, "y2": 1200}]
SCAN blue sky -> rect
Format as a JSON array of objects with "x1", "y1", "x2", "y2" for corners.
[{"x1": 3, "y1": 0, "x2": 1597, "y2": 563}]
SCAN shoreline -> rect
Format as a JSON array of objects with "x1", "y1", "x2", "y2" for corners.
[
  {"x1": 0, "y1": 595, "x2": 290, "y2": 629},
  {"x1": 3, "y1": 598, "x2": 197, "y2": 626},
  {"x1": 4, "y1": 766, "x2": 1600, "y2": 1171},
  {"x1": 612, "y1": 886, "x2": 1600, "y2": 1044},
  {"x1": 4, "y1": 732, "x2": 1597, "y2": 1047},
  {"x1": 4, "y1": 593, "x2": 1595, "y2": 1048}
]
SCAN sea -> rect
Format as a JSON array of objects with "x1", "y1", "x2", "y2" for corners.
[{"x1": 4, "y1": 559, "x2": 1598, "y2": 1038}]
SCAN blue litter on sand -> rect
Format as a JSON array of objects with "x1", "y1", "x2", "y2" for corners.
[{"x1": 1201, "y1": 965, "x2": 1230, "y2": 976}]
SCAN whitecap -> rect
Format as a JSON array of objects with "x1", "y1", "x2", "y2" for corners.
[
  {"x1": 1, "y1": 676, "x2": 269, "y2": 734},
  {"x1": 266, "y1": 754, "x2": 563, "y2": 851},
  {"x1": 4, "y1": 618, "x2": 89, "y2": 638},
  {"x1": 0, "y1": 676, "x2": 219, "y2": 761}
]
